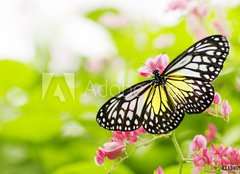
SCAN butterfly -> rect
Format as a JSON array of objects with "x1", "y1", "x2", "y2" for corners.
[{"x1": 96, "y1": 35, "x2": 229, "y2": 134}]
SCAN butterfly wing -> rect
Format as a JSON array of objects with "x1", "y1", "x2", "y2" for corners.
[
  {"x1": 162, "y1": 35, "x2": 229, "y2": 113},
  {"x1": 165, "y1": 77, "x2": 214, "y2": 113},
  {"x1": 142, "y1": 85, "x2": 185, "y2": 134},
  {"x1": 143, "y1": 35, "x2": 229, "y2": 134},
  {"x1": 96, "y1": 80, "x2": 152, "y2": 131},
  {"x1": 96, "y1": 35, "x2": 229, "y2": 134},
  {"x1": 163, "y1": 35, "x2": 229, "y2": 81}
]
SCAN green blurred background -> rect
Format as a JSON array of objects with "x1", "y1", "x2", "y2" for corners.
[{"x1": 0, "y1": 0, "x2": 240, "y2": 174}]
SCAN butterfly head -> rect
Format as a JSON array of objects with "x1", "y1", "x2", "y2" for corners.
[{"x1": 153, "y1": 69, "x2": 160, "y2": 76}]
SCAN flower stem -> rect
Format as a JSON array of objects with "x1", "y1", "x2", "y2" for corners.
[
  {"x1": 106, "y1": 133, "x2": 171, "y2": 174},
  {"x1": 170, "y1": 131, "x2": 185, "y2": 174}
]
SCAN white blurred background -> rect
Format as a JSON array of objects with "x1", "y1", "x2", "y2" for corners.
[{"x1": 0, "y1": 0, "x2": 239, "y2": 73}]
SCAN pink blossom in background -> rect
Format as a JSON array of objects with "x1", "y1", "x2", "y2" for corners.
[
  {"x1": 193, "y1": 153, "x2": 206, "y2": 167},
  {"x1": 189, "y1": 3, "x2": 208, "y2": 19},
  {"x1": 192, "y1": 167, "x2": 200, "y2": 174},
  {"x1": 213, "y1": 92, "x2": 221, "y2": 105},
  {"x1": 211, "y1": 144, "x2": 230, "y2": 157},
  {"x1": 167, "y1": 0, "x2": 189, "y2": 11},
  {"x1": 192, "y1": 144, "x2": 240, "y2": 172},
  {"x1": 99, "y1": 12, "x2": 128, "y2": 28},
  {"x1": 153, "y1": 34, "x2": 175, "y2": 49},
  {"x1": 212, "y1": 20, "x2": 230, "y2": 37},
  {"x1": 205, "y1": 123, "x2": 217, "y2": 142},
  {"x1": 188, "y1": 15, "x2": 207, "y2": 39},
  {"x1": 228, "y1": 149, "x2": 240, "y2": 165},
  {"x1": 190, "y1": 135, "x2": 207, "y2": 152},
  {"x1": 138, "y1": 54, "x2": 169, "y2": 77},
  {"x1": 220, "y1": 100, "x2": 232, "y2": 116},
  {"x1": 155, "y1": 166, "x2": 164, "y2": 174}
]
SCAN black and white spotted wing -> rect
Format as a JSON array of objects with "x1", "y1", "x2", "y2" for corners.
[
  {"x1": 96, "y1": 80, "x2": 152, "y2": 131},
  {"x1": 163, "y1": 35, "x2": 229, "y2": 81},
  {"x1": 141, "y1": 85, "x2": 185, "y2": 134},
  {"x1": 96, "y1": 35, "x2": 229, "y2": 134}
]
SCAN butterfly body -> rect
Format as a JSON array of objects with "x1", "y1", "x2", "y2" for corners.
[{"x1": 96, "y1": 35, "x2": 229, "y2": 134}]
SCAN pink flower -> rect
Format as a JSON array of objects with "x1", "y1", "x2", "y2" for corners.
[
  {"x1": 99, "y1": 13, "x2": 128, "y2": 28},
  {"x1": 192, "y1": 167, "x2": 200, "y2": 174},
  {"x1": 190, "y1": 135, "x2": 207, "y2": 152},
  {"x1": 212, "y1": 20, "x2": 230, "y2": 37},
  {"x1": 190, "y1": 3, "x2": 208, "y2": 19},
  {"x1": 187, "y1": 15, "x2": 207, "y2": 39},
  {"x1": 168, "y1": 0, "x2": 189, "y2": 11},
  {"x1": 153, "y1": 34, "x2": 175, "y2": 49},
  {"x1": 94, "y1": 148, "x2": 105, "y2": 166},
  {"x1": 205, "y1": 124, "x2": 217, "y2": 142},
  {"x1": 220, "y1": 100, "x2": 232, "y2": 116},
  {"x1": 193, "y1": 153, "x2": 207, "y2": 167},
  {"x1": 213, "y1": 92, "x2": 221, "y2": 105},
  {"x1": 155, "y1": 167, "x2": 164, "y2": 174},
  {"x1": 135, "y1": 126, "x2": 147, "y2": 134},
  {"x1": 202, "y1": 147, "x2": 212, "y2": 165},
  {"x1": 220, "y1": 156, "x2": 230, "y2": 166},
  {"x1": 228, "y1": 149, "x2": 240, "y2": 165},
  {"x1": 112, "y1": 126, "x2": 146, "y2": 144},
  {"x1": 103, "y1": 141, "x2": 126, "y2": 160},
  {"x1": 211, "y1": 144, "x2": 230, "y2": 157},
  {"x1": 94, "y1": 141, "x2": 126, "y2": 165},
  {"x1": 138, "y1": 54, "x2": 169, "y2": 77},
  {"x1": 193, "y1": 148, "x2": 212, "y2": 167}
]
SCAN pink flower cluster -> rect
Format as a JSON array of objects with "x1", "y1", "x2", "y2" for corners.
[
  {"x1": 138, "y1": 54, "x2": 169, "y2": 77},
  {"x1": 168, "y1": 0, "x2": 230, "y2": 39},
  {"x1": 190, "y1": 135, "x2": 240, "y2": 173},
  {"x1": 213, "y1": 92, "x2": 232, "y2": 116},
  {"x1": 94, "y1": 127, "x2": 146, "y2": 165},
  {"x1": 204, "y1": 123, "x2": 217, "y2": 142}
]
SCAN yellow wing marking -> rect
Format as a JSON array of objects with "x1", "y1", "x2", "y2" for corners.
[{"x1": 145, "y1": 86, "x2": 171, "y2": 116}]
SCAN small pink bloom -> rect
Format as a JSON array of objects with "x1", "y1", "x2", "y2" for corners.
[
  {"x1": 168, "y1": 0, "x2": 189, "y2": 11},
  {"x1": 211, "y1": 144, "x2": 229, "y2": 157},
  {"x1": 190, "y1": 3, "x2": 208, "y2": 19},
  {"x1": 99, "y1": 13, "x2": 128, "y2": 28},
  {"x1": 113, "y1": 127, "x2": 145, "y2": 144},
  {"x1": 192, "y1": 167, "x2": 200, "y2": 174},
  {"x1": 228, "y1": 149, "x2": 240, "y2": 165},
  {"x1": 193, "y1": 153, "x2": 206, "y2": 167},
  {"x1": 153, "y1": 34, "x2": 175, "y2": 49},
  {"x1": 113, "y1": 131, "x2": 126, "y2": 141},
  {"x1": 94, "y1": 155, "x2": 104, "y2": 166},
  {"x1": 190, "y1": 135, "x2": 207, "y2": 151},
  {"x1": 212, "y1": 20, "x2": 230, "y2": 37},
  {"x1": 213, "y1": 92, "x2": 221, "y2": 105},
  {"x1": 220, "y1": 156, "x2": 230, "y2": 166},
  {"x1": 220, "y1": 100, "x2": 232, "y2": 116},
  {"x1": 188, "y1": 15, "x2": 207, "y2": 39},
  {"x1": 202, "y1": 148, "x2": 212, "y2": 165},
  {"x1": 138, "y1": 54, "x2": 169, "y2": 78},
  {"x1": 138, "y1": 66, "x2": 151, "y2": 77},
  {"x1": 205, "y1": 123, "x2": 217, "y2": 142},
  {"x1": 103, "y1": 141, "x2": 126, "y2": 160},
  {"x1": 135, "y1": 126, "x2": 147, "y2": 134},
  {"x1": 94, "y1": 148, "x2": 106, "y2": 166},
  {"x1": 155, "y1": 166, "x2": 164, "y2": 174}
]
